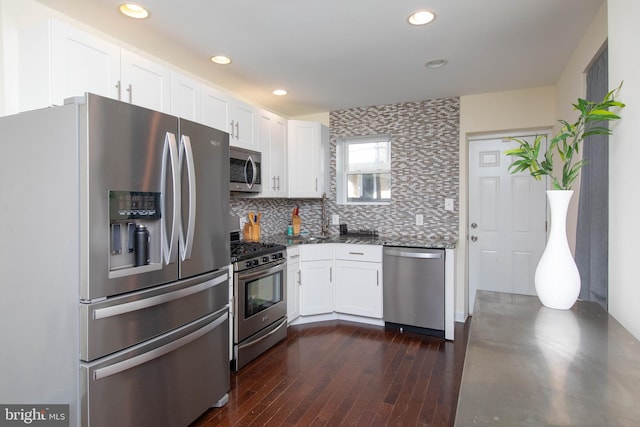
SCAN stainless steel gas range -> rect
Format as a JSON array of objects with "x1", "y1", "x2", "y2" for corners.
[{"x1": 230, "y1": 234, "x2": 288, "y2": 371}]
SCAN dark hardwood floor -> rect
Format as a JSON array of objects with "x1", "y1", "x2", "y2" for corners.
[{"x1": 191, "y1": 319, "x2": 470, "y2": 427}]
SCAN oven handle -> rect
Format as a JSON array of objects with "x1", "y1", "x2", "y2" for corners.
[
  {"x1": 237, "y1": 260, "x2": 286, "y2": 281},
  {"x1": 237, "y1": 317, "x2": 287, "y2": 351}
]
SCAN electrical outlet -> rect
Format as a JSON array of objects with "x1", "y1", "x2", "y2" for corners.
[
  {"x1": 331, "y1": 214, "x2": 340, "y2": 225},
  {"x1": 416, "y1": 214, "x2": 424, "y2": 226},
  {"x1": 445, "y1": 198, "x2": 454, "y2": 211}
]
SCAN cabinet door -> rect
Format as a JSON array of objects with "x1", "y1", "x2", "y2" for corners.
[
  {"x1": 288, "y1": 120, "x2": 328, "y2": 198},
  {"x1": 170, "y1": 72, "x2": 202, "y2": 122},
  {"x1": 120, "y1": 49, "x2": 170, "y2": 112},
  {"x1": 334, "y1": 260, "x2": 382, "y2": 318},
  {"x1": 300, "y1": 260, "x2": 333, "y2": 315},
  {"x1": 201, "y1": 85, "x2": 230, "y2": 133},
  {"x1": 17, "y1": 19, "x2": 123, "y2": 112},
  {"x1": 286, "y1": 248, "x2": 301, "y2": 323},
  {"x1": 257, "y1": 111, "x2": 288, "y2": 198},
  {"x1": 228, "y1": 100, "x2": 257, "y2": 149},
  {"x1": 270, "y1": 116, "x2": 288, "y2": 196},
  {"x1": 51, "y1": 21, "x2": 121, "y2": 105}
]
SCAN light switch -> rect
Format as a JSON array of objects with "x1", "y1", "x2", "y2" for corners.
[
  {"x1": 416, "y1": 214, "x2": 424, "y2": 226},
  {"x1": 445, "y1": 198, "x2": 455, "y2": 211}
]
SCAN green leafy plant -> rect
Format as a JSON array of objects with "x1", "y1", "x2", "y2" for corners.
[{"x1": 504, "y1": 83, "x2": 625, "y2": 190}]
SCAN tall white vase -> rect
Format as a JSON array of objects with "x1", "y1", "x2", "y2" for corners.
[{"x1": 535, "y1": 190, "x2": 580, "y2": 309}]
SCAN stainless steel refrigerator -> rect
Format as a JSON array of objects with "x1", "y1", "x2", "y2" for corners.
[{"x1": 0, "y1": 94, "x2": 231, "y2": 427}]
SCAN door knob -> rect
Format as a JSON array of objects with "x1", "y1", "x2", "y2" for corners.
[
  {"x1": 471, "y1": 235, "x2": 478, "y2": 242},
  {"x1": 471, "y1": 223, "x2": 477, "y2": 228}
]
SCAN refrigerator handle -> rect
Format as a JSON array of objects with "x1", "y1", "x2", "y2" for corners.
[
  {"x1": 179, "y1": 134, "x2": 196, "y2": 261},
  {"x1": 161, "y1": 132, "x2": 180, "y2": 265}
]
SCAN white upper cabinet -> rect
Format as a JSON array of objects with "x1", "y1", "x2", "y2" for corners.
[
  {"x1": 257, "y1": 109, "x2": 288, "y2": 198},
  {"x1": 201, "y1": 85, "x2": 230, "y2": 133},
  {"x1": 288, "y1": 120, "x2": 330, "y2": 198},
  {"x1": 120, "y1": 50, "x2": 170, "y2": 113},
  {"x1": 201, "y1": 86, "x2": 258, "y2": 150},
  {"x1": 228, "y1": 99, "x2": 258, "y2": 150},
  {"x1": 170, "y1": 72, "x2": 202, "y2": 122},
  {"x1": 18, "y1": 19, "x2": 171, "y2": 113},
  {"x1": 19, "y1": 19, "x2": 120, "y2": 111}
]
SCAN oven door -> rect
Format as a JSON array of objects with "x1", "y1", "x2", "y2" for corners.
[{"x1": 235, "y1": 260, "x2": 286, "y2": 343}]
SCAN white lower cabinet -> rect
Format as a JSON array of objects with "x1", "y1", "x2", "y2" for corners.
[
  {"x1": 294, "y1": 244, "x2": 383, "y2": 324},
  {"x1": 286, "y1": 247, "x2": 300, "y2": 323},
  {"x1": 299, "y1": 244, "x2": 334, "y2": 316},
  {"x1": 334, "y1": 260, "x2": 382, "y2": 318},
  {"x1": 299, "y1": 259, "x2": 334, "y2": 315},
  {"x1": 334, "y1": 244, "x2": 383, "y2": 319}
]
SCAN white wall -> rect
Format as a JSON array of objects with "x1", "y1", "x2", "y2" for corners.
[
  {"x1": 608, "y1": 0, "x2": 640, "y2": 340},
  {"x1": 457, "y1": 86, "x2": 557, "y2": 319}
]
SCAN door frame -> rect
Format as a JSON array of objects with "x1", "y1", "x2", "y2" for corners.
[{"x1": 466, "y1": 130, "x2": 550, "y2": 314}]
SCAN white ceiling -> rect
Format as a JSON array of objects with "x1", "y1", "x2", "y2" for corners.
[{"x1": 34, "y1": 0, "x2": 604, "y2": 118}]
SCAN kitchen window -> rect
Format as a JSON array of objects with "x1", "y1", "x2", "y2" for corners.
[{"x1": 337, "y1": 135, "x2": 391, "y2": 204}]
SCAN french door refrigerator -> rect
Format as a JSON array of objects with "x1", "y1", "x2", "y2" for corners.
[{"x1": 0, "y1": 93, "x2": 231, "y2": 427}]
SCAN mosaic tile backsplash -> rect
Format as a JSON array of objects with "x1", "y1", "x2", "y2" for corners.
[{"x1": 230, "y1": 97, "x2": 460, "y2": 241}]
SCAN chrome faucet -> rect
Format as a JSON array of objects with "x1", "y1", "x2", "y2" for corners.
[{"x1": 321, "y1": 192, "x2": 330, "y2": 237}]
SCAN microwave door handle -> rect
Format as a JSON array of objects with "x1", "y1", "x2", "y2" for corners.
[
  {"x1": 247, "y1": 155, "x2": 257, "y2": 189},
  {"x1": 161, "y1": 132, "x2": 180, "y2": 264},
  {"x1": 179, "y1": 135, "x2": 196, "y2": 261}
]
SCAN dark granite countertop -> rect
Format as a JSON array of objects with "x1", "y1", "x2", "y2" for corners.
[
  {"x1": 263, "y1": 233, "x2": 457, "y2": 249},
  {"x1": 455, "y1": 290, "x2": 640, "y2": 426}
]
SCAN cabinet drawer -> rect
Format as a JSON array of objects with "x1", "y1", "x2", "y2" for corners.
[
  {"x1": 300, "y1": 243, "x2": 334, "y2": 261},
  {"x1": 334, "y1": 244, "x2": 382, "y2": 262},
  {"x1": 286, "y1": 246, "x2": 300, "y2": 265}
]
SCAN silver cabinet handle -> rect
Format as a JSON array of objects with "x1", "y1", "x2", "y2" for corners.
[
  {"x1": 349, "y1": 252, "x2": 365, "y2": 255},
  {"x1": 235, "y1": 121, "x2": 240, "y2": 140},
  {"x1": 126, "y1": 83, "x2": 132, "y2": 103},
  {"x1": 229, "y1": 120, "x2": 235, "y2": 139},
  {"x1": 272, "y1": 176, "x2": 276, "y2": 191},
  {"x1": 297, "y1": 270, "x2": 301, "y2": 284},
  {"x1": 115, "y1": 81, "x2": 121, "y2": 100},
  {"x1": 288, "y1": 254, "x2": 300, "y2": 259},
  {"x1": 329, "y1": 267, "x2": 332, "y2": 282},
  {"x1": 377, "y1": 270, "x2": 379, "y2": 286},
  {"x1": 93, "y1": 309, "x2": 227, "y2": 380},
  {"x1": 276, "y1": 176, "x2": 280, "y2": 191}
]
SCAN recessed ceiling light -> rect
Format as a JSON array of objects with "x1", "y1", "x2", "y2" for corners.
[
  {"x1": 425, "y1": 59, "x2": 448, "y2": 69},
  {"x1": 272, "y1": 89, "x2": 288, "y2": 96},
  {"x1": 210, "y1": 55, "x2": 232, "y2": 65},
  {"x1": 408, "y1": 10, "x2": 435, "y2": 26},
  {"x1": 119, "y1": 3, "x2": 149, "y2": 19}
]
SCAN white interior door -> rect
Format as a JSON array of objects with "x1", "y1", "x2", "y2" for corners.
[{"x1": 468, "y1": 136, "x2": 547, "y2": 313}]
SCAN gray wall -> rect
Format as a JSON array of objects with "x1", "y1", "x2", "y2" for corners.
[{"x1": 231, "y1": 97, "x2": 460, "y2": 241}]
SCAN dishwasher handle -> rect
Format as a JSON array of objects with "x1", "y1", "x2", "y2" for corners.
[{"x1": 384, "y1": 249, "x2": 443, "y2": 259}]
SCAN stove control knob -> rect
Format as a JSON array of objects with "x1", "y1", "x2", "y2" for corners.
[
  {"x1": 262, "y1": 256, "x2": 269, "y2": 263},
  {"x1": 253, "y1": 259, "x2": 259, "y2": 267},
  {"x1": 245, "y1": 261, "x2": 252, "y2": 268}
]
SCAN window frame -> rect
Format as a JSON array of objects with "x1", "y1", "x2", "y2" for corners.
[{"x1": 336, "y1": 135, "x2": 391, "y2": 205}]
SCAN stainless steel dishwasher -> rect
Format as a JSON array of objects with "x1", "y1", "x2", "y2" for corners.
[{"x1": 383, "y1": 246, "x2": 445, "y2": 337}]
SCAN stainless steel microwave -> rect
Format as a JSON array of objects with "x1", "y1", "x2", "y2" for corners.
[{"x1": 230, "y1": 147, "x2": 262, "y2": 193}]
